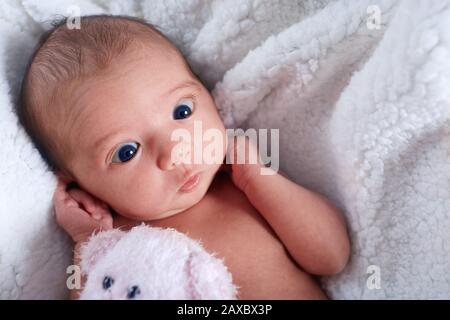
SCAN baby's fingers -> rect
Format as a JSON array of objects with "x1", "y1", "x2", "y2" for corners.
[
  {"x1": 53, "y1": 179, "x2": 78, "y2": 210},
  {"x1": 68, "y1": 188, "x2": 111, "y2": 221},
  {"x1": 53, "y1": 179, "x2": 68, "y2": 202},
  {"x1": 68, "y1": 188, "x2": 100, "y2": 218}
]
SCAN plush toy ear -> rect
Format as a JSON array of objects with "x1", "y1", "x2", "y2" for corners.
[
  {"x1": 79, "y1": 229, "x2": 125, "y2": 274},
  {"x1": 187, "y1": 249, "x2": 238, "y2": 300}
]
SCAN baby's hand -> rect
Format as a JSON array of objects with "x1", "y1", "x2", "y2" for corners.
[
  {"x1": 228, "y1": 135, "x2": 264, "y2": 192},
  {"x1": 53, "y1": 179, "x2": 113, "y2": 243}
]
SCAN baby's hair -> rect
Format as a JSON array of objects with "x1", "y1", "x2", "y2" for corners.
[{"x1": 16, "y1": 14, "x2": 188, "y2": 176}]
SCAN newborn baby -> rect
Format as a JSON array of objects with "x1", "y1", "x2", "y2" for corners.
[{"x1": 18, "y1": 15, "x2": 350, "y2": 299}]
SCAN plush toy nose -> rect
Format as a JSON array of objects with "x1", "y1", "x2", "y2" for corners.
[{"x1": 127, "y1": 285, "x2": 141, "y2": 299}]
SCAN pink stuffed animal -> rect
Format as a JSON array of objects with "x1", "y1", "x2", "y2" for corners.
[{"x1": 79, "y1": 225, "x2": 238, "y2": 299}]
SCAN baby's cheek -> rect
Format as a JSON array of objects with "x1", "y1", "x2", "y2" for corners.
[{"x1": 120, "y1": 183, "x2": 166, "y2": 219}]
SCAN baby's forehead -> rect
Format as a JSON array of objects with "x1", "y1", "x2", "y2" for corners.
[
  {"x1": 47, "y1": 37, "x2": 186, "y2": 115},
  {"x1": 57, "y1": 50, "x2": 193, "y2": 142}
]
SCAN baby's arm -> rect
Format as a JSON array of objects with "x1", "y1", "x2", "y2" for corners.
[
  {"x1": 229, "y1": 137, "x2": 350, "y2": 276},
  {"x1": 53, "y1": 179, "x2": 113, "y2": 299}
]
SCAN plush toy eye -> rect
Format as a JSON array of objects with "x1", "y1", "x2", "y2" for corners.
[
  {"x1": 127, "y1": 285, "x2": 141, "y2": 299},
  {"x1": 102, "y1": 276, "x2": 114, "y2": 290}
]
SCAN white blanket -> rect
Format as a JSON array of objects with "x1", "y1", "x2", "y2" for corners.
[{"x1": 1, "y1": 0, "x2": 449, "y2": 299}]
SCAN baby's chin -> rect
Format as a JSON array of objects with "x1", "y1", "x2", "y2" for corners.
[{"x1": 127, "y1": 163, "x2": 221, "y2": 222}]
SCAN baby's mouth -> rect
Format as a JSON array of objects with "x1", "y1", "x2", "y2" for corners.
[{"x1": 178, "y1": 172, "x2": 201, "y2": 193}]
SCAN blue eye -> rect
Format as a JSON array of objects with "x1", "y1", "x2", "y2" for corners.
[
  {"x1": 173, "y1": 98, "x2": 194, "y2": 120},
  {"x1": 111, "y1": 142, "x2": 139, "y2": 163}
]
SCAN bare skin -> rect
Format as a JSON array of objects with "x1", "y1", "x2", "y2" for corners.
[
  {"x1": 51, "y1": 34, "x2": 350, "y2": 299},
  {"x1": 56, "y1": 153, "x2": 348, "y2": 299},
  {"x1": 115, "y1": 170, "x2": 328, "y2": 299}
]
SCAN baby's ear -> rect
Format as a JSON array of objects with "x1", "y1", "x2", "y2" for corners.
[
  {"x1": 55, "y1": 170, "x2": 73, "y2": 183},
  {"x1": 79, "y1": 229, "x2": 125, "y2": 274},
  {"x1": 55, "y1": 171, "x2": 79, "y2": 191}
]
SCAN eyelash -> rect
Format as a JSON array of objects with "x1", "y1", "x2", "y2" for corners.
[{"x1": 179, "y1": 93, "x2": 198, "y2": 108}]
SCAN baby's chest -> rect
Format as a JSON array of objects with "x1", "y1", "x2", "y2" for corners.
[
  {"x1": 182, "y1": 186, "x2": 287, "y2": 276},
  {"x1": 192, "y1": 193, "x2": 307, "y2": 298},
  {"x1": 152, "y1": 178, "x2": 301, "y2": 297}
]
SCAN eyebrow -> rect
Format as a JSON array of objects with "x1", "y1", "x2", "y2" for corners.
[
  {"x1": 93, "y1": 126, "x2": 130, "y2": 151},
  {"x1": 163, "y1": 79, "x2": 200, "y2": 97}
]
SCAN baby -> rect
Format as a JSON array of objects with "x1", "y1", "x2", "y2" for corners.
[{"x1": 17, "y1": 15, "x2": 350, "y2": 299}]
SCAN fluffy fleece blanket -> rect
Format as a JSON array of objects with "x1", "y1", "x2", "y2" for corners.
[
  {"x1": 0, "y1": 0, "x2": 449, "y2": 299},
  {"x1": 214, "y1": 0, "x2": 450, "y2": 298}
]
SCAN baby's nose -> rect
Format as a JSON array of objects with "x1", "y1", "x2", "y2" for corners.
[
  {"x1": 156, "y1": 150, "x2": 176, "y2": 171},
  {"x1": 157, "y1": 137, "x2": 193, "y2": 171},
  {"x1": 157, "y1": 140, "x2": 188, "y2": 172}
]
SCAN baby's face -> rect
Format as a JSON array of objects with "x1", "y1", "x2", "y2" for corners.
[{"x1": 60, "y1": 48, "x2": 226, "y2": 221}]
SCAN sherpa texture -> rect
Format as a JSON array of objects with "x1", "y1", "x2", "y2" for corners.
[{"x1": 213, "y1": 0, "x2": 450, "y2": 299}]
